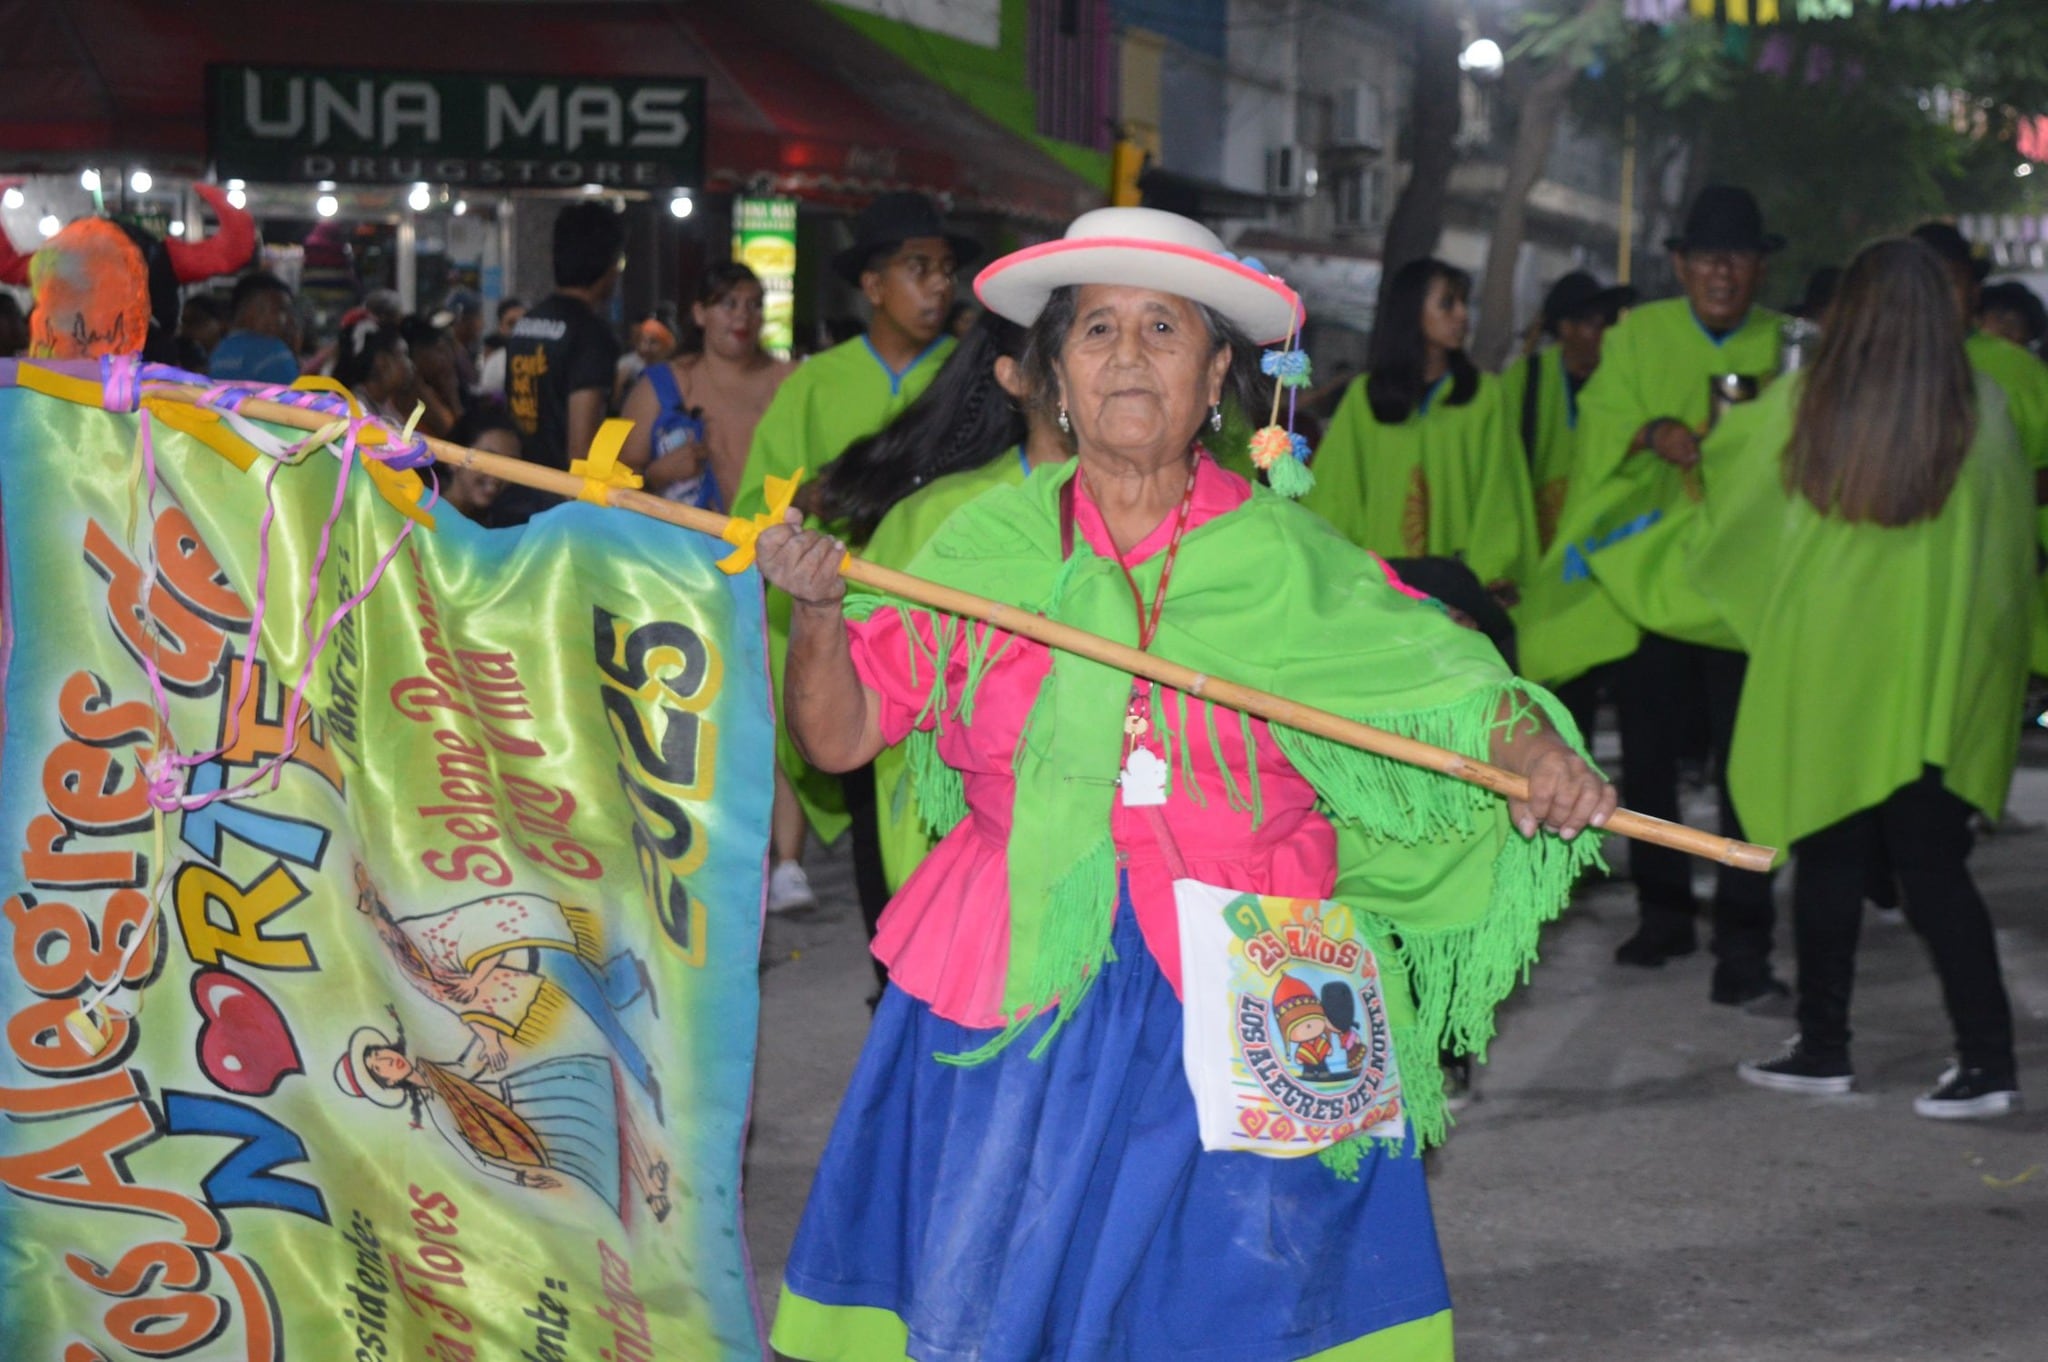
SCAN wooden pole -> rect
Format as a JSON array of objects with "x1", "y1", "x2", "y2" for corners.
[{"x1": 147, "y1": 384, "x2": 1777, "y2": 873}]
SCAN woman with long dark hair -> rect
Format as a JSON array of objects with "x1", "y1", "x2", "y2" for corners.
[
  {"x1": 817, "y1": 312, "x2": 1043, "y2": 539},
  {"x1": 820, "y1": 312, "x2": 1070, "y2": 923},
  {"x1": 1302, "y1": 258, "x2": 1536, "y2": 604},
  {"x1": 1695, "y1": 238, "x2": 2029, "y2": 1117}
]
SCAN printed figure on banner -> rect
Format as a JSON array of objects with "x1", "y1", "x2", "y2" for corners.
[
  {"x1": 1177, "y1": 883, "x2": 1405, "y2": 1157},
  {"x1": 354, "y1": 862, "x2": 666, "y2": 1113},
  {"x1": 334, "y1": 1012, "x2": 674, "y2": 1224}
]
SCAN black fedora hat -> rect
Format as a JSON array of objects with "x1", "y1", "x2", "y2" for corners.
[
  {"x1": 1665, "y1": 185, "x2": 1786, "y2": 255},
  {"x1": 831, "y1": 192, "x2": 982, "y2": 286},
  {"x1": 1541, "y1": 270, "x2": 1636, "y2": 331},
  {"x1": 1910, "y1": 221, "x2": 1991, "y2": 282}
]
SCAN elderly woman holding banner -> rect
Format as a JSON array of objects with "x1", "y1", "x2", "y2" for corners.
[{"x1": 757, "y1": 208, "x2": 1616, "y2": 1362}]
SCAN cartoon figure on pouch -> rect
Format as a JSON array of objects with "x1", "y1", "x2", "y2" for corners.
[
  {"x1": 1273, "y1": 975, "x2": 1337, "y2": 1080},
  {"x1": 1320, "y1": 981, "x2": 1371, "y2": 1075},
  {"x1": 353, "y1": 862, "x2": 665, "y2": 1119},
  {"x1": 334, "y1": 1011, "x2": 672, "y2": 1223}
]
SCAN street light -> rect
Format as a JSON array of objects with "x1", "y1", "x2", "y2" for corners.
[
  {"x1": 316, "y1": 194, "x2": 339, "y2": 218},
  {"x1": 168, "y1": 220, "x2": 186, "y2": 237},
  {"x1": 407, "y1": 182, "x2": 432, "y2": 212},
  {"x1": 130, "y1": 169, "x2": 152, "y2": 194},
  {"x1": 452, "y1": 199, "x2": 468, "y2": 216},
  {"x1": 669, "y1": 191, "x2": 694, "y2": 220},
  {"x1": 1459, "y1": 38, "x2": 1505, "y2": 79}
]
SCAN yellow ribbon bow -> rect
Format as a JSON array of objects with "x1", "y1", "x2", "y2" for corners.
[
  {"x1": 716, "y1": 469, "x2": 806, "y2": 575},
  {"x1": 567, "y1": 418, "x2": 645, "y2": 506}
]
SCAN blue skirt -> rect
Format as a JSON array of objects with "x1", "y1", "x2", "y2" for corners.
[{"x1": 775, "y1": 890, "x2": 1452, "y2": 1362}]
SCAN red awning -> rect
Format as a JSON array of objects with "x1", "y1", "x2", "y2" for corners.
[{"x1": 0, "y1": 0, "x2": 1098, "y2": 224}]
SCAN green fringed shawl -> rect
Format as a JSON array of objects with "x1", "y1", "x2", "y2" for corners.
[{"x1": 848, "y1": 461, "x2": 1604, "y2": 1153}]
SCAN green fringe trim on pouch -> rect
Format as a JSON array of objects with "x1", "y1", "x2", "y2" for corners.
[{"x1": 934, "y1": 834, "x2": 1120, "y2": 1067}]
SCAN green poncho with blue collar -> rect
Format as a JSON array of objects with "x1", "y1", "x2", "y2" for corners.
[{"x1": 1516, "y1": 297, "x2": 1783, "y2": 684}]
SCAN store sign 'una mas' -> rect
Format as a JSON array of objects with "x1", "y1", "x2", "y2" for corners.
[{"x1": 209, "y1": 66, "x2": 706, "y2": 188}]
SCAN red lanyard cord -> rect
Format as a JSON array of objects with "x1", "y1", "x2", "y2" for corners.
[{"x1": 1059, "y1": 458, "x2": 1200, "y2": 656}]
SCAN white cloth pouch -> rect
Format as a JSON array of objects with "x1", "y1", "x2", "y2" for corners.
[{"x1": 1174, "y1": 879, "x2": 1406, "y2": 1157}]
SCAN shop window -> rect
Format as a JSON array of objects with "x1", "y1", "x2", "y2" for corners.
[
  {"x1": 1332, "y1": 166, "x2": 1382, "y2": 230},
  {"x1": 1029, "y1": 0, "x2": 1116, "y2": 150}
]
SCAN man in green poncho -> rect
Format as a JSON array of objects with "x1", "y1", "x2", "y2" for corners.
[
  {"x1": 1500, "y1": 271, "x2": 1635, "y2": 737},
  {"x1": 731, "y1": 193, "x2": 977, "y2": 913},
  {"x1": 1526, "y1": 186, "x2": 1786, "y2": 1004},
  {"x1": 1912, "y1": 222, "x2": 2048, "y2": 677},
  {"x1": 1499, "y1": 270, "x2": 1636, "y2": 552}
]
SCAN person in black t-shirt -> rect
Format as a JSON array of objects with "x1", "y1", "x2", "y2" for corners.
[{"x1": 497, "y1": 202, "x2": 625, "y2": 525}]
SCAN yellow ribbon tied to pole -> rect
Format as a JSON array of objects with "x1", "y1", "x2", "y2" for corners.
[
  {"x1": 716, "y1": 468, "x2": 807, "y2": 575},
  {"x1": 568, "y1": 418, "x2": 645, "y2": 506}
]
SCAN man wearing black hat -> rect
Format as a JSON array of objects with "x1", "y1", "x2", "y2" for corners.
[
  {"x1": 728, "y1": 192, "x2": 980, "y2": 921},
  {"x1": 1532, "y1": 185, "x2": 1787, "y2": 1002},
  {"x1": 1500, "y1": 270, "x2": 1634, "y2": 742}
]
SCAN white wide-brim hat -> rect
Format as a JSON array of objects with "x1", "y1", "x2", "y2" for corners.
[
  {"x1": 975, "y1": 207, "x2": 1304, "y2": 346},
  {"x1": 334, "y1": 1026, "x2": 408, "y2": 1109}
]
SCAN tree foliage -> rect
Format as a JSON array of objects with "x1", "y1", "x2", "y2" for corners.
[{"x1": 1510, "y1": 0, "x2": 2048, "y2": 296}]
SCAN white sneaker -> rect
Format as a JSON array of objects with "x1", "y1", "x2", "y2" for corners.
[{"x1": 767, "y1": 860, "x2": 817, "y2": 914}]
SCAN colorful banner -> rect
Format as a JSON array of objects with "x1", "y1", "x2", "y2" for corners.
[
  {"x1": 0, "y1": 383, "x2": 773, "y2": 1359},
  {"x1": 732, "y1": 197, "x2": 798, "y2": 361}
]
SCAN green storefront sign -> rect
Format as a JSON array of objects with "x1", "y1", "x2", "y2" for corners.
[
  {"x1": 210, "y1": 65, "x2": 705, "y2": 189},
  {"x1": 733, "y1": 197, "x2": 799, "y2": 360}
]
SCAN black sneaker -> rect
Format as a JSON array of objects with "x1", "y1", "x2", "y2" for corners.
[
  {"x1": 1737, "y1": 1040, "x2": 1853, "y2": 1095},
  {"x1": 1614, "y1": 923, "x2": 1698, "y2": 968},
  {"x1": 1711, "y1": 971, "x2": 1790, "y2": 1013},
  {"x1": 1912, "y1": 1064, "x2": 2020, "y2": 1120}
]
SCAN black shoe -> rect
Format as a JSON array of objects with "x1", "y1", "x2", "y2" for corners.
[
  {"x1": 1614, "y1": 924, "x2": 1698, "y2": 967},
  {"x1": 1737, "y1": 1039, "x2": 1853, "y2": 1095},
  {"x1": 1710, "y1": 971, "x2": 1790, "y2": 1012},
  {"x1": 1442, "y1": 1055, "x2": 1475, "y2": 1113},
  {"x1": 1913, "y1": 1063, "x2": 2020, "y2": 1120}
]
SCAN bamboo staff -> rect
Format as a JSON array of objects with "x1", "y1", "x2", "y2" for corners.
[{"x1": 148, "y1": 384, "x2": 1776, "y2": 872}]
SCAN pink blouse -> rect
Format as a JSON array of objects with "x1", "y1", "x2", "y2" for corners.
[{"x1": 846, "y1": 456, "x2": 1342, "y2": 1029}]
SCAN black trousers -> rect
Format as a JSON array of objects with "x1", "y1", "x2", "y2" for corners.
[
  {"x1": 841, "y1": 763, "x2": 892, "y2": 991},
  {"x1": 1790, "y1": 767, "x2": 2015, "y2": 1074},
  {"x1": 1613, "y1": 632, "x2": 1776, "y2": 975}
]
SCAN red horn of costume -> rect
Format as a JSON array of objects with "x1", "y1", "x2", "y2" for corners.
[
  {"x1": 165, "y1": 183, "x2": 256, "y2": 282},
  {"x1": 0, "y1": 216, "x2": 29, "y2": 286}
]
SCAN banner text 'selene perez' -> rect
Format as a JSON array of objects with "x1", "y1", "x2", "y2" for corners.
[{"x1": 0, "y1": 389, "x2": 774, "y2": 1359}]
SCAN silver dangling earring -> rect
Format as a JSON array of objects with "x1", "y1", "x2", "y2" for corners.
[
  {"x1": 1058, "y1": 405, "x2": 1072, "y2": 435},
  {"x1": 1209, "y1": 403, "x2": 1224, "y2": 432}
]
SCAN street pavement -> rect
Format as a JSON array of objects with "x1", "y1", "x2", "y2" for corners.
[{"x1": 743, "y1": 733, "x2": 2048, "y2": 1360}]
